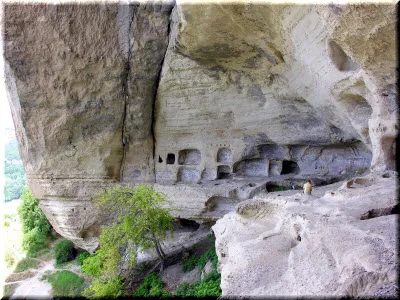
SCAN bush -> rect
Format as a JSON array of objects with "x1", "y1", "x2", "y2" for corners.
[
  {"x1": 176, "y1": 247, "x2": 221, "y2": 297},
  {"x1": 133, "y1": 273, "x2": 168, "y2": 297},
  {"x1": 77, "y1": 251, "x2": 91, "y2": 266},
  {"x1": 22, "y1": 227, "x2": 48, "y2": 257},
  {"x1": 182, "y1": 255, "x2": 199, "y2": 272},
  {"x1": 175, "y1": 282, "x2": 195, "y2": 297},
  {"x1": 182, "y1": 248, "x2": 218, "y2": 273},
  {"x1": 54, "y1": 240, "x2": 75, "y2": 265},
  {"x1": 175, "y1": 270, "x2": 221, "y2": 297},
  {"x1": 83, "y1": 277, "x2": 123, "y2": 298},
  {"x1": 14, "y1": 257, "x2": 40, "y2": 272},
  {"x1": 42, "y1": 270, "x2": 84, "y2": 296},
  {"x1": 194, "y1": 270, "x2": 222, "y2": 296}
]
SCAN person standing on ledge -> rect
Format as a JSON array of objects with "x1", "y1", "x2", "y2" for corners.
[
  {"x1": 303, "y1": 180, "x2": 312, "y2": 194},
  {"x1": 290, "y1": 181, "x2": 295, "y2": 190}
]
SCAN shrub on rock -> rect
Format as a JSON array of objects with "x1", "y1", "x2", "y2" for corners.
[{"x1": 54, "y1": 239, "x2": 75, "y2": 265}]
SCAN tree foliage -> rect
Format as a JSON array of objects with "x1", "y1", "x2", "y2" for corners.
[
  {"x1": 18, "y1": 189, "x2": 50, "y2": 235},
  {"x1": 82, "y1": 277, "x2": 123, "y2": 298},
  {"x1": 76, "y1": 251, "x2": 91, "y2": 266},
  {"x1": 18, "y1": 189, "x2": 51, "y2": 257},
  {"x1": 82, "y1": 184, "x2": 174, "y2": 298}
]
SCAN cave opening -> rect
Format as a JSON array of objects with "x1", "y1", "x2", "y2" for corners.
[
  {"x1": 217, "y1": 165, "x2": 231, "y2": 179},
  {"x1": 167, "y1": 153, "x2": 175, "y2": 164},
  {"x1": 281, "y1": 160, "x2": 300, "y2": 175},
  {"x1": 158, "y1": 155, "x2": 163, "y2": 163},
  {"x1": 173, "y1": 218, "x2": 201, "y2": 232},
  {"x1": 266, "y1": 182, "x2": 288, "y2": 192}
]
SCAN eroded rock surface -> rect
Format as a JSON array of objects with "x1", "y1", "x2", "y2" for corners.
[
  {"x1": 213, "y1": 175, "x2": 398, "y2": 297},
  {"x1": 3, "y1": 1, "x2": 397, "y2": 255}
]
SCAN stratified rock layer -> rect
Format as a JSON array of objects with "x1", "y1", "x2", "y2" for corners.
[{"x1": 3, "y1": 1, "x2": 397, "y2": 257}]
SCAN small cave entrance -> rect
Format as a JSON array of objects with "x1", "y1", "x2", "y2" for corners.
[
  {"x1": 281, "y1": 160, "x2": 300, "y2": 175},
  {"x1": 266, "y1": 182, "x2": 288, "y2": 192},
  {"x1": 217, "y1": 165, "x2": 231, "y2": 179},
  {"x1": 166, "y1": 153, "x2": 175, "y2": 165},
  {"x1": 217, "y1": 148, "x2": 232, "y2": 163},
  {"x1": 158, "y1": 156, "x2": 163, "y2": 163},
  {"x1": 178, "y1": 149, "x2": 201, "y2": 165},
  {"x1": 174, "y1": 218, "x2": 201, "y2": 232}
]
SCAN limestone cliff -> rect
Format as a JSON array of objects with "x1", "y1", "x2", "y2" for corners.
[
  {"x1": 213, "y1": 175, "x2": 398, "y2": 297},
  {"x1": 3, "y1": 0, "x2": 397, "y2": 278}
]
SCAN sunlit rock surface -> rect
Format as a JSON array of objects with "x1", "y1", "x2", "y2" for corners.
[
  {"x1": 3, "y1": 0, "x2": 397, "y2": 266},
  {"x1": 213, "y1": 175, "x2": 398, "y2": 297}
]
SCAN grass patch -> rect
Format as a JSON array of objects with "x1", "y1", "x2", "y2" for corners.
[
  {"x1": 42, "y1": 270, "x2": 84, "y2": 297},
  {"x1": 14, "y1": 257, "x2": 40, "y2": 272}
]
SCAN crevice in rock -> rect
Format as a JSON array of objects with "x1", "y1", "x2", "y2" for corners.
[
  {"x1": 360, "y1": 204, "x2": 399, "y2": 220},
  {"x1": 151, "y1": 7, "x2": 173, "y2": 182},
  {"x1": 120, "y1": 5, "x2": 136, "y2": 182}
]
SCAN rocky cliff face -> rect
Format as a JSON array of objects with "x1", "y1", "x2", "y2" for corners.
[{"x1": 3, "y1": 0, "x2": 397, "y2": 270}]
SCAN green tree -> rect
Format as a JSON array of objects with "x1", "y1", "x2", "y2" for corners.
[
  {"x1": 18, "y1": 189, "x2": 50, "y2": 235},
  {"x1": 82, "y1": 184, "x2": 174, "y2": 297},
  {"x1": 18, "y1": 188, "x2": 51, "y2": 256}
]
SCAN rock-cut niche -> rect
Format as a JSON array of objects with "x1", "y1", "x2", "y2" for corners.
[
  {"x1": 177, "y1": 167, "x2": 201, "y2": 183},
  {"x1": 217, "y1": 165, "x2": 231, "y2": 179},
  {"x1": 217, "y1": 148, "x2": 232, "y2": 163},
  {"x1": 178, "y1": 149, "x2": 201, "y2": 165},
  {"x1": 281, "y1": 160, "x2": 300, "y2": 175},
  {"x1": 166, "y1": 153, "x2": 175, "y2": 164}
]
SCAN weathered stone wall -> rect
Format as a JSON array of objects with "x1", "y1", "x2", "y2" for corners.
[
  {"x1": 3, "y1": 3, "x2": 173, "y2": 250},
  {"x1": 3, "y1": 2, "x2": 397, "y2": 251}
]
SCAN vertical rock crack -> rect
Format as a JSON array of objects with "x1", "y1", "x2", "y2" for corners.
[
  {"x1": 150, "y1": 7, "x2": 173, "y2": 182},
  {"x1": 120, "y1": 5, "x2": 136, "y2": 181}
]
